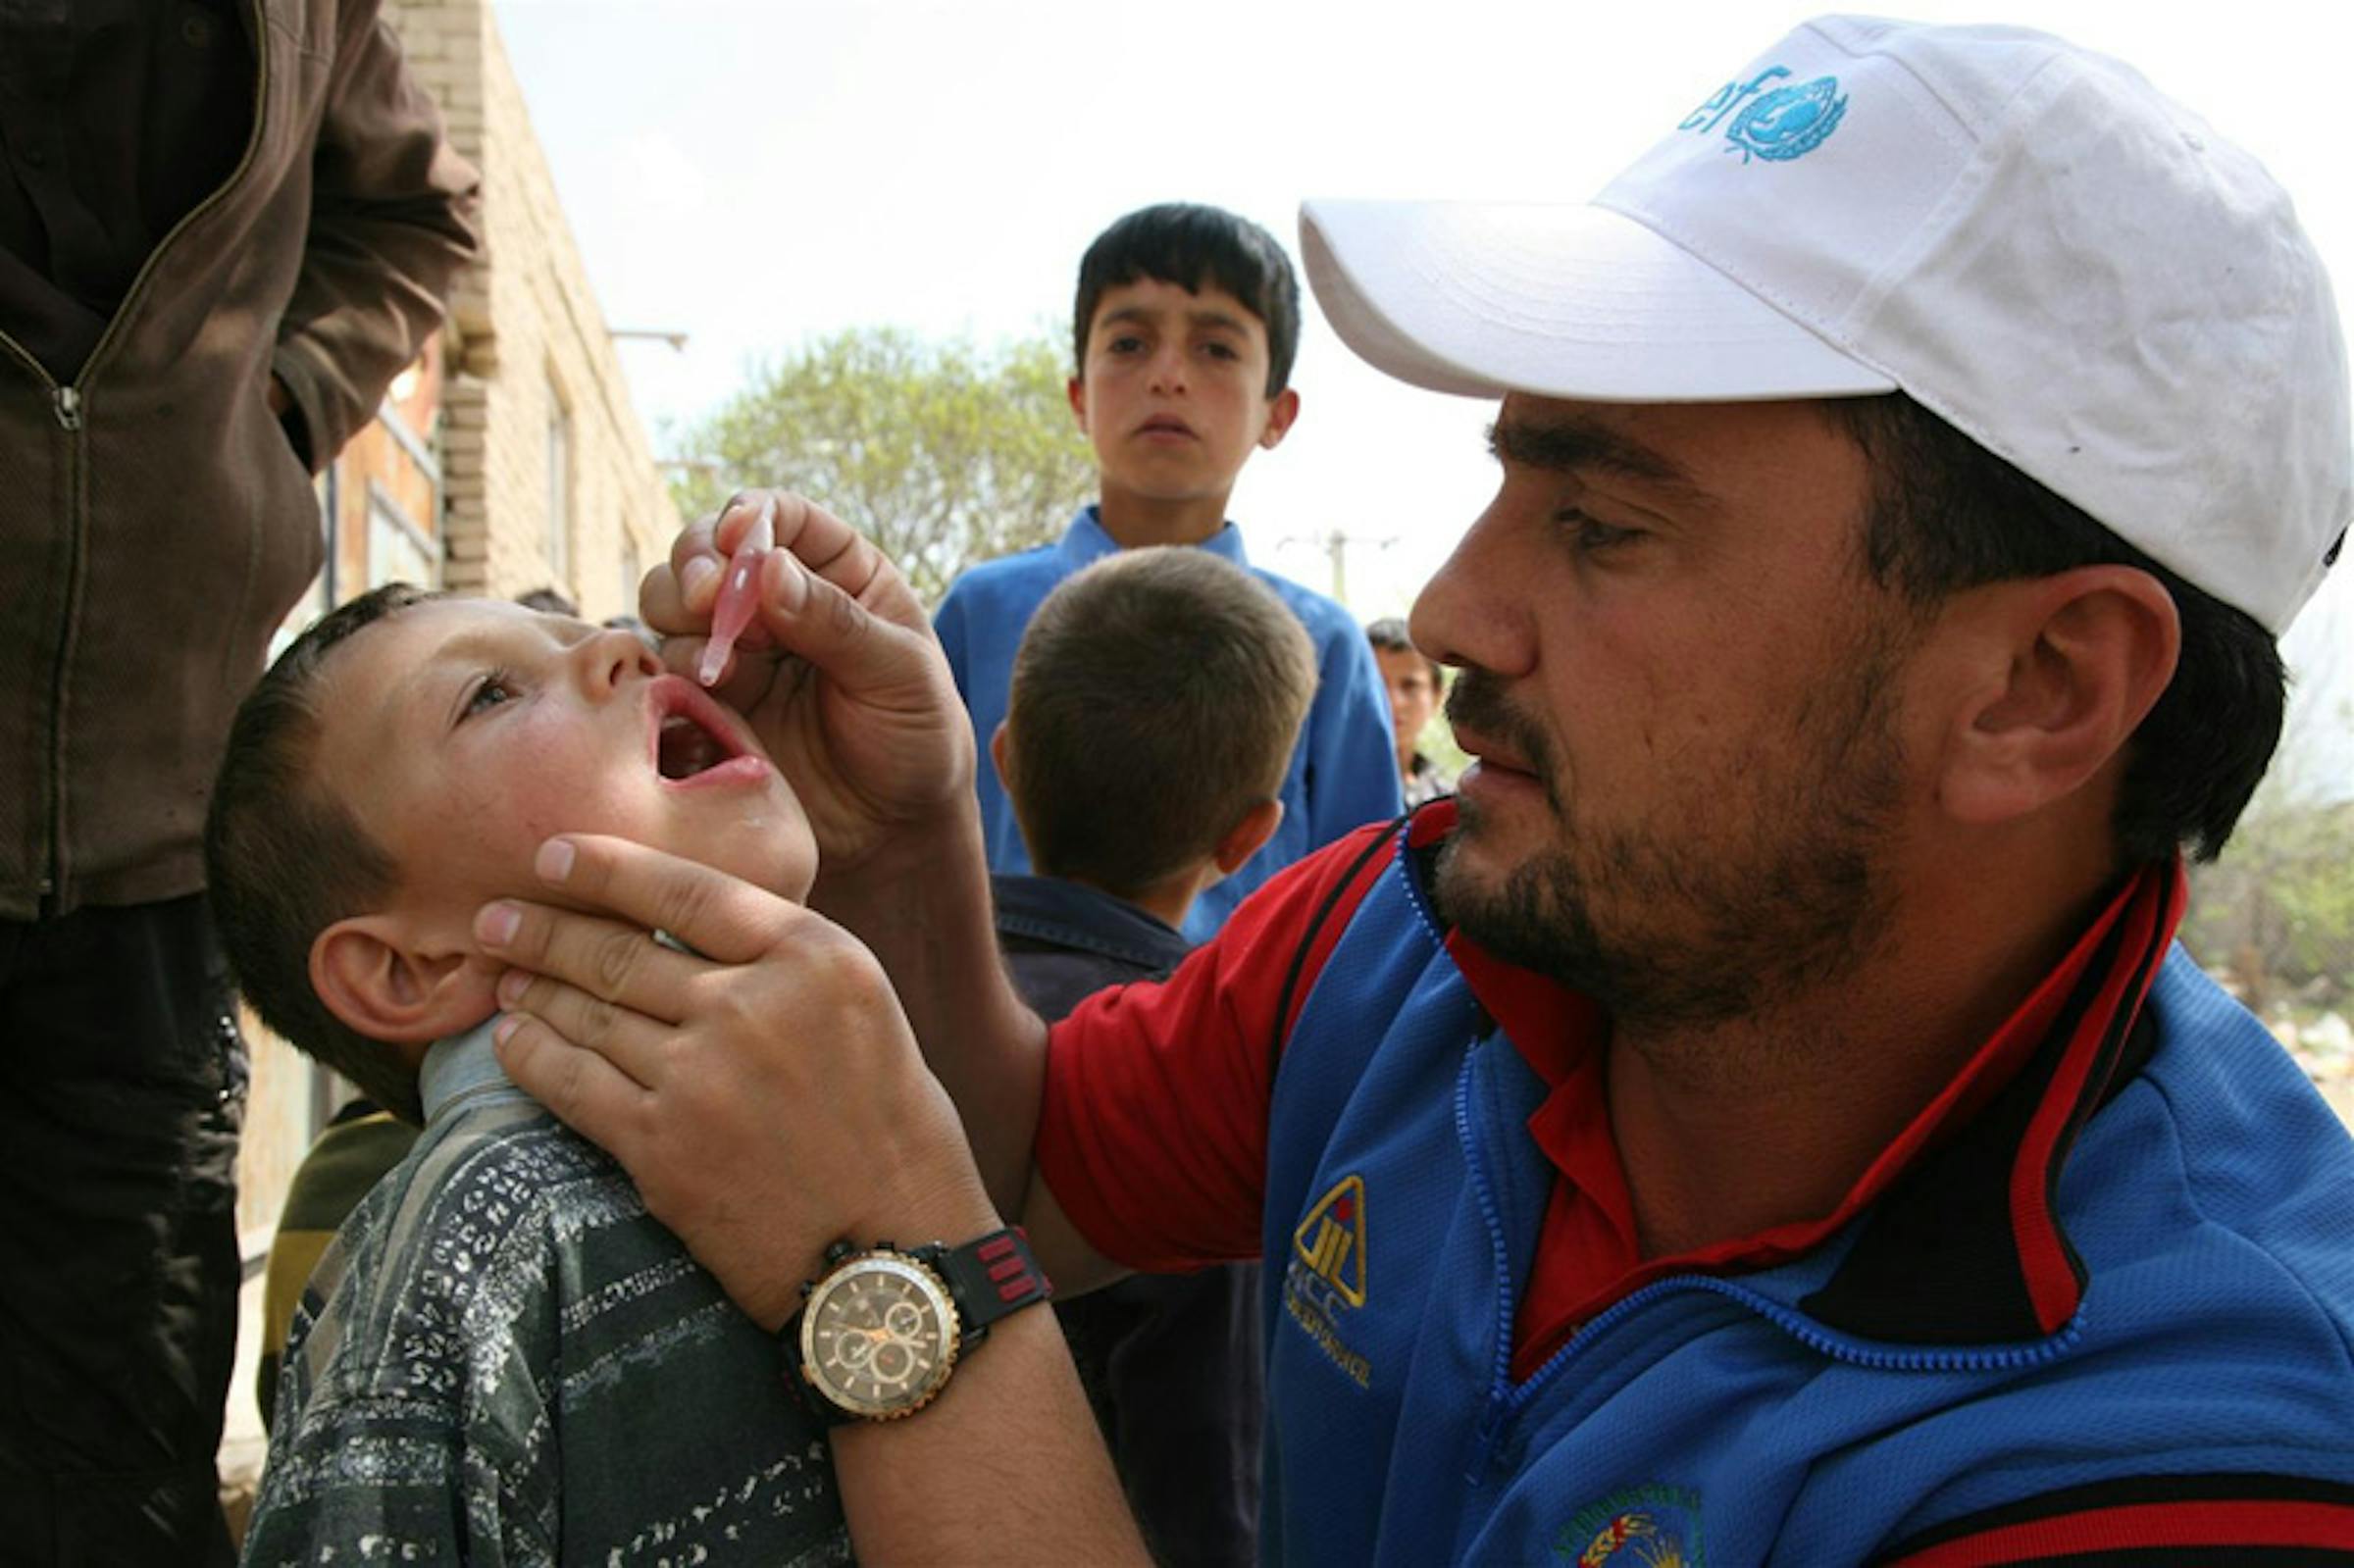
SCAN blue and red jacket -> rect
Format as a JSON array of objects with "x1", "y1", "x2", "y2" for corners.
[{"x1": 1038, "y1": 802, "x2": 2354, "y2": 1565}]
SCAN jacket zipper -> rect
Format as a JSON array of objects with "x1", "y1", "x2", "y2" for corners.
[
  {"x1": 60, "y1": 0, "x2": 272, "y2": 394},
  {"x1": 0, "y1": 0, "x2": 273, "y2": 911},
  {"x1": 1452, "y1": 1042, "x2": 2083, "y2": 1480}
]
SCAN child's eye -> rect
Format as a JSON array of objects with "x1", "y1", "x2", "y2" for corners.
[
  {"x1": 1201, "y1": 340, "x2": 1240, "y2": 362},
  {"x1": 462, "y1": 670, "x2": 519, "y2": 720},
  {"x1": 1106, "y1": 334, "x2": 1146, "y2": 355}
]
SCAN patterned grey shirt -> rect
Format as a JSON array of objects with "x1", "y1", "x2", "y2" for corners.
[{"x1": 242, "y1": 1022, "x2": 851, "y2": 1566}]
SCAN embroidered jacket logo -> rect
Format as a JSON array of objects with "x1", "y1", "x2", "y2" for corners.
[
  {"x1": 1282, "y1": 1175, "x2": 1373, "y2": 1387},
  {"x1": 1555, "y1": 1485, "x2": 1706, "y2": 1566},
  {"x1": 1678, "y1": 66, "x2": 1847, "y2": 163},
  {"x1": 1292, "y1": 1174, "x2": 1368, "y2": 1307}
]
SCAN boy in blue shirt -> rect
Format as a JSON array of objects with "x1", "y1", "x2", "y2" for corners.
[
  {"x1": 933, "y1": 203, "x2": 1400, "y2": 940},
  {"x1": 990, "y1": 546, "x2": 1320, "y2": 1567}
]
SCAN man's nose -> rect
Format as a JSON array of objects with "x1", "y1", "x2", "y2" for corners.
[{"x1": 1409, "y1": 504, "x2": 1532, "y2": 682}]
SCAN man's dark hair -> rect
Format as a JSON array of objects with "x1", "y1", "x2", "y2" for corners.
[
  {"x1": 1825, "y1": 392, "x2": 2285, "y2": 865},
  {"x1": 1074, "y1": 203, "x2": 1301, "y2": 398},
  {"x1": 1005, "y1": 548, "x2": 1316, "y2": 899},
  {"x1": 1365, "y1": 617, "x2": 1443, "y2": 685},
  {"x1": 204, "y1": 583, "x2": 443, "y2": 1124},
  {"x1": 514, "y1": 585, "x2": 577, "y2": 617}
]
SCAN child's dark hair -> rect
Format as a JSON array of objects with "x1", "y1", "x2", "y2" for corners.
[
  {"x1": 1004, "y1": 548, "x2": 1316, "y2": 900},
  {"x1": 1364, "y1": 617, "x2": 1443, "y2": 685},
  {"x1": 204, "y1": 583, "x2": 443, "y2": 1124},
  {"x1": 1074, "y1": 203, "x2": 1301, "y2": 397}
]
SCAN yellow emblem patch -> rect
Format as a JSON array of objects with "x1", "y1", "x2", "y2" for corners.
[{"x1": 1292, "y1": 1174, "x2": 1368, "y2": 1308}]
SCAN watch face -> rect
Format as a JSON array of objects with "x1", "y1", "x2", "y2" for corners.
[{"x1": 798, "y1": 1254, "x2": 960, "y2": 1419}]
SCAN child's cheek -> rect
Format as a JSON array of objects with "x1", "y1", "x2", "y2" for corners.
[{"x1": 478, "y1": 709, "x2": 641, "y2": 843}]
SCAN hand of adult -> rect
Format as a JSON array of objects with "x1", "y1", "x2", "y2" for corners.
[
  {"x1": 638, "y1": 490, "x2": 973, "y2": 878},
  {"x1": 479, "y1": 833, "x2": 1000, "y2": 1330}
]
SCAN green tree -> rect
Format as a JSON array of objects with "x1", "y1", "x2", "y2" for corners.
[
  {"x1": 2181, "y1": 695, "x2": 2354, "y2": 1017},
  {"x1": 671, "y1": 327, "x2": 1097, "y2": 607}
]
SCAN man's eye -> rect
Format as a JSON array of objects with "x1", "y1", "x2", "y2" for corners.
[
  {"x1": 1106, "y1": 335, "x2": 1146, "y2": 355},
  {"x1": 1201, "y1": 340, "x2": 1240, "y2": 361},
  {"x1": 462, "y1": 671, "x2": 519, "y2": 719},
  {"x1": 1560, "y1": 511, "x2": 1642, "y2": 552}
]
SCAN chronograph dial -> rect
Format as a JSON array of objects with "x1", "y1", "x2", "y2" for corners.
[
  {"x1": 797, "y1": 1252, "x2": 961, "y2": 1418},
  {"x1": 786, "y1": 1230, "x2": 1053, "y2": 1424}
]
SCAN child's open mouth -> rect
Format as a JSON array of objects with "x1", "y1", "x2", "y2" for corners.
[
  {"x1": 648, "y1": 677, "x2": 768, "y2": 788},
  {"x1": 658, "y1": 714, "x2": 731, "y2": 780}
]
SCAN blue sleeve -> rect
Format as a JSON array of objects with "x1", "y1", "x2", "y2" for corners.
[
  {"x1": 1303, "y1": 620, "x2": 1405, "y2": 848},
  {"x1": 932, "y1": 580, "x2": 975, "y2": 704},
  {"x1": 931, "y1": 570, "x2": 1031, "y2": 875}
]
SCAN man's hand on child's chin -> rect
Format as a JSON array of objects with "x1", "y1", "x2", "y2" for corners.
[
  {"x1": 638, "y1": 489, "x2": 979, "y2": 875},
  {"x1": 476, "y1": 832, "x2": 999, "y2": 1332}
]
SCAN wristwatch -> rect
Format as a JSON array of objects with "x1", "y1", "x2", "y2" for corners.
[{"x1": 786, "y1": 1227, "x2": 1052, "y2": 1423}]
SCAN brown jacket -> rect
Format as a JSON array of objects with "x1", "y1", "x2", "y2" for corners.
[{"x1": 0, "y1": 0, "x2": 478, "y2": 919}]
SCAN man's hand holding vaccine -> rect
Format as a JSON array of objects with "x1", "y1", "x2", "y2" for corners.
[
  {"x1": 643, "y1": 489, "x2": 977, "y2": 882},
  {"x1": 485, "y1": 488, "x2": 1055, "y2": 1296}
]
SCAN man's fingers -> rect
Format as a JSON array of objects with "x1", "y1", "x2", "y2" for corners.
[
  {"x1": 753, "y1": 547, "x2": 943, "y2": 699},
  {"x1": 486, "y1": 834, "x2": 785, "y2": 970},
  {"x1": 494, "y1": 967, "x2": 678, "y2": 1087},
  {"x1": 492, "y1": 1011, "x2": 658, "y2": 1152},
  {"x1": 475, "y1": 896, "x2": 701, "y2": 1022}
]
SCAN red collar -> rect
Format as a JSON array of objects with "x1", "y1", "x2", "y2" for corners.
[{"x1": 1415, "y1": 800, "x2": 2184, "y2": 1374}]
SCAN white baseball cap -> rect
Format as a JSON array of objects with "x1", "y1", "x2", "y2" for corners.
[{"x1": 1302, "y1": 16, "x2": 2350, "y2": 634}]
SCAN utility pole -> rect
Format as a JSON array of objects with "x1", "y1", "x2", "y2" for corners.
[{"x1": 1285, "y1": 526, "x2": 1398, "y2": 607}]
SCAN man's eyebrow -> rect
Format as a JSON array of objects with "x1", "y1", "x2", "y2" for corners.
[{"x1": 1487, "y1": 417, "x2": 1719, "y2": 512}]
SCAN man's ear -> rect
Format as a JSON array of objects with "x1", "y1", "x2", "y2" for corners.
[
  {"x1": 311, "y1": 913, "x2": 498, "y2": 1043},
  {"x1": 1257, "y1": 386, "x2": 1301, "y2": 451},
  {"x1": 1934, "y1": 565, "x2": 2179, "y2": 830},
  {"x1": 1066, "y1": 375, "x2": 1090, "y2": 431},
  {"x1": 1211, "y1": 799, "x2": 1286, "y2": 877}
]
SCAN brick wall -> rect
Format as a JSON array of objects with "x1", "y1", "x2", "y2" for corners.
[{"x1": 386, "y1": 0, "x2": 678, "y2": 618}]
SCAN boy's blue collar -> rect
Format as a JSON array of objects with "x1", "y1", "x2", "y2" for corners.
[
  {"x1": 418, "y1": 1017, "x2": 530, "y2": 1126},
  {"x1": 1060, "y1": 505, "x2": 1250, "y2": 567}
]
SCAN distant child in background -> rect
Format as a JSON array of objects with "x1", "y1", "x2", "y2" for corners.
[
  {"x1": 991, "y1": 546, "x2": 1318, "y2": 1567},
  {"x1": 934, "y1": 201, "x2": 1400, "y2": 941},
  {"x1": 211, "y1": 585, "x2": 848, "y2": 1565},
  {"x1": 1365, "y1": 617, "x2": 1454, "y2": 807}
]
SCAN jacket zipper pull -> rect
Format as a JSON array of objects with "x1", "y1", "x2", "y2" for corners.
[
  {"x1": 1463, "y1": 1396, "x2": 1510, "y2": 1483},
  {"x1": 54, "y1": 386, "x2": 81, "y2": 431}
]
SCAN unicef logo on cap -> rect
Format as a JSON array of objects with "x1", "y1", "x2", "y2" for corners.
[{"x1": 1678, "y1": 66, "x2": 1849, "y2": 163}]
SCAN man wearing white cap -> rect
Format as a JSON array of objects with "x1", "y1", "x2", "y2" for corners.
[{"x1": 482, "y1": 17, "x2": 2354, "y2": 1564}]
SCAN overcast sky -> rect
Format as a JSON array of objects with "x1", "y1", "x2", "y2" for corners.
[{"x1": 498, "y1": 0, "x2": 2352, "y2": 789}]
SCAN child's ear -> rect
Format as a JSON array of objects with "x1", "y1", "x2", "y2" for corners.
[
  {"x1": 311, "y1": 914, "x2": 499, "y2": 1043},
  {"x1": 1066, "y1": 375, "x2": 1090, "y2": 430},
  {"x1": 1257, "y1": 387, "x2": 1301, "y2": 451},
  {"x1": 989, "y1": 721, "x2": 1015, "y2": 794},
  {"x1": 1212, "y1": 799, "x2": 1286, "y2": 877}
]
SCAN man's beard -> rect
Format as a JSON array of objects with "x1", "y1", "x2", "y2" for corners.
[{"x1": 1433, "y1": 626, "x2": 1908, "y2": 1031}]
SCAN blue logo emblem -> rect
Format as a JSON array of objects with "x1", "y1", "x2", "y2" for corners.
[
  {"x1": 1678, "y1": 66, "x2": 1848, "y2": 164},
  {"x1": 1727, "y1": 78, "x2": 1845, "y2": 162}
]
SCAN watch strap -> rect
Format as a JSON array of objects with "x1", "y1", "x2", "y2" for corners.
[{"x1": 922, "y1": 1226, "x2": 1052, "y2": 1343}]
